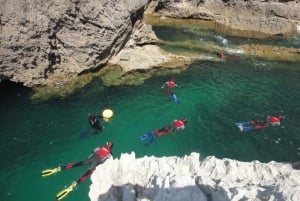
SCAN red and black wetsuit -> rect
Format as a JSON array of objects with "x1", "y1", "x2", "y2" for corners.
[
  {"x1": 155, "y1": 123, "x2": 175, "y2": 137},
  {"x1": 249, "y1": 120, "x2": 269, "y2": 130},
  {"x1": 60, "y1": 144, "x2": 112, "y2": 184},
  {"x1": 155, "y1": 119, "x2": 186, "y2": 137},
  {"x1": 253, "y1": 124, "x2": 269, "y2": 130},
  {"x1": 162, "y1": 79, "x2": 177, "y2": 95}
]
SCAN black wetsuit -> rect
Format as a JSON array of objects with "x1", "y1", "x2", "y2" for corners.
[{"x1": 88, "y1": 113, "x2": 103, "y2": 132}]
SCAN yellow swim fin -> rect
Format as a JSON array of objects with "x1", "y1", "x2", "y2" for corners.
[
  {"x1": 41, "y1": 167, "x2": 61, "y2": 177},
  {"x1": 56, "y1": 181, "x2": 77, "y2": 201}
]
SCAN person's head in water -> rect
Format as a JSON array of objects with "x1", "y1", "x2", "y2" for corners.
[
  {"x1": 182, "y1": 118, "x2": 188, "y2": 124},
  {"x1": 217, "y1": 52, "x2": 226, "y2": 58}
]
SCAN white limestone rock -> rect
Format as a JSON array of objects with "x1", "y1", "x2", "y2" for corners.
[{"x1": 89, "y1": 152, "x2": 300, "y2": 201}]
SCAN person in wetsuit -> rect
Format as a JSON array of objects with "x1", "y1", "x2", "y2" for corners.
[
  {"x1": 88, "y1": 113, "x2": 103, "y2": 133},
  {"x1": 237, "y1": 115, "x2": 284, "y2": 132},
  {"x1": 250, "y1": 115, "x2": 284, "y2": 129},
  {"x1": 155, "y1": 118, "x2": 187, "y2": 136},
  {"x1": 139, "y1": 118, "x2": 188, "y2": 145},
  {"x1": 41, "y1": 142, "x2": 113, "y2": 200},
  {"x1": 59, "y1": 142, "x2": 112, "y2": 182},
  {"x1": 161, "y1": 78, "x2": 178, "y2": 94}
]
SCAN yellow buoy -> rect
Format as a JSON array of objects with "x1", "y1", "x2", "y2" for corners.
[{"x1": 102, "y1": 109, "x2": 113, "y2": 121}]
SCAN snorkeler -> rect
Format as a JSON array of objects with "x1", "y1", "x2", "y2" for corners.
[
  {"x1": 139, "y1": 118, "x2": 187, "y2": 145},
  {"x1": 161, "y1": 78, "x2": 178, "y2": 95},
  {"x1": 41, "y1": 142, "x2": 113, "y2": 200},
  {"x1": 88, "y1": 113, "x2": 103, "y2": 133},
  {"x1": 235, "y1": 115, "x2": 284, "y2": 132},
  {"x1": 87, "y1": 109, "x2": 114, "y2": 133}
]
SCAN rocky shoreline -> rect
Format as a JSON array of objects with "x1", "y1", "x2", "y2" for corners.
[
  {"x1": 149, "y1": 0, "x2": 300, "y2": 38},
  {"x1": 1, "y1": 0, "x2": 300, "y2": 93},
  {"x1": 89, "y1": 152, "x2": 300, "y2": 201}
]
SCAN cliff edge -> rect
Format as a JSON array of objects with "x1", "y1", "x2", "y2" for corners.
[{"x1": 89, "y1": 152, "x2": 300, "y2": 201}]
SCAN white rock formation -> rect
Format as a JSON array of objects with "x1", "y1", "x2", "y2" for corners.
[{"x1": 89, "y1": 152, "x2": 300, "y2": 201}]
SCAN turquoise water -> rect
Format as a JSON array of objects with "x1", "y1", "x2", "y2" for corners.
[{"x1": 1, "y1": 27, "x2": 300, "y2": 201}]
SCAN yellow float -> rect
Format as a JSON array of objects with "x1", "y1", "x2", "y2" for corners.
[{"x1": 102, "y1": 109, "x2": 113, "y2": 121}]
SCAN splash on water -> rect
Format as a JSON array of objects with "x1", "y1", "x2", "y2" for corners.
[
  {"x1": 224, "y1": 48, "x2": 245, "y2": 55},
  {"x1": 215, "y1": 35, "x2": 228, "y2": 46}
]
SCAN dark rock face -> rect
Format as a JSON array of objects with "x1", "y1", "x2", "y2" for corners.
[{"x1": 0, "y1": 0, "x2": 149, "y2": 87}]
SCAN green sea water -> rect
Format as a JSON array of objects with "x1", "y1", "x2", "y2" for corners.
[{"x1": 1, "y1": 26, "x2": 300, "y2": 201}]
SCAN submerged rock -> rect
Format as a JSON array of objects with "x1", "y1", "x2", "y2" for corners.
[{"x1": 89, "y1": 152, "x2": 300, "y2": 201}]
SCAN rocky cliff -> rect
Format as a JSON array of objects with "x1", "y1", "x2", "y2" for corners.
[
  {"x1": 0, "y1": 0, "x2": 149, "y2": 86},
  {"x1": 89, "y1": 152, "x2": 300, "y2": 201},
  {"x1": 1, "y1": 0, "x2": 300, "y2": 88},
  {"x1": 151, "y1": 0, "x2": 300, "y2": 37}
]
